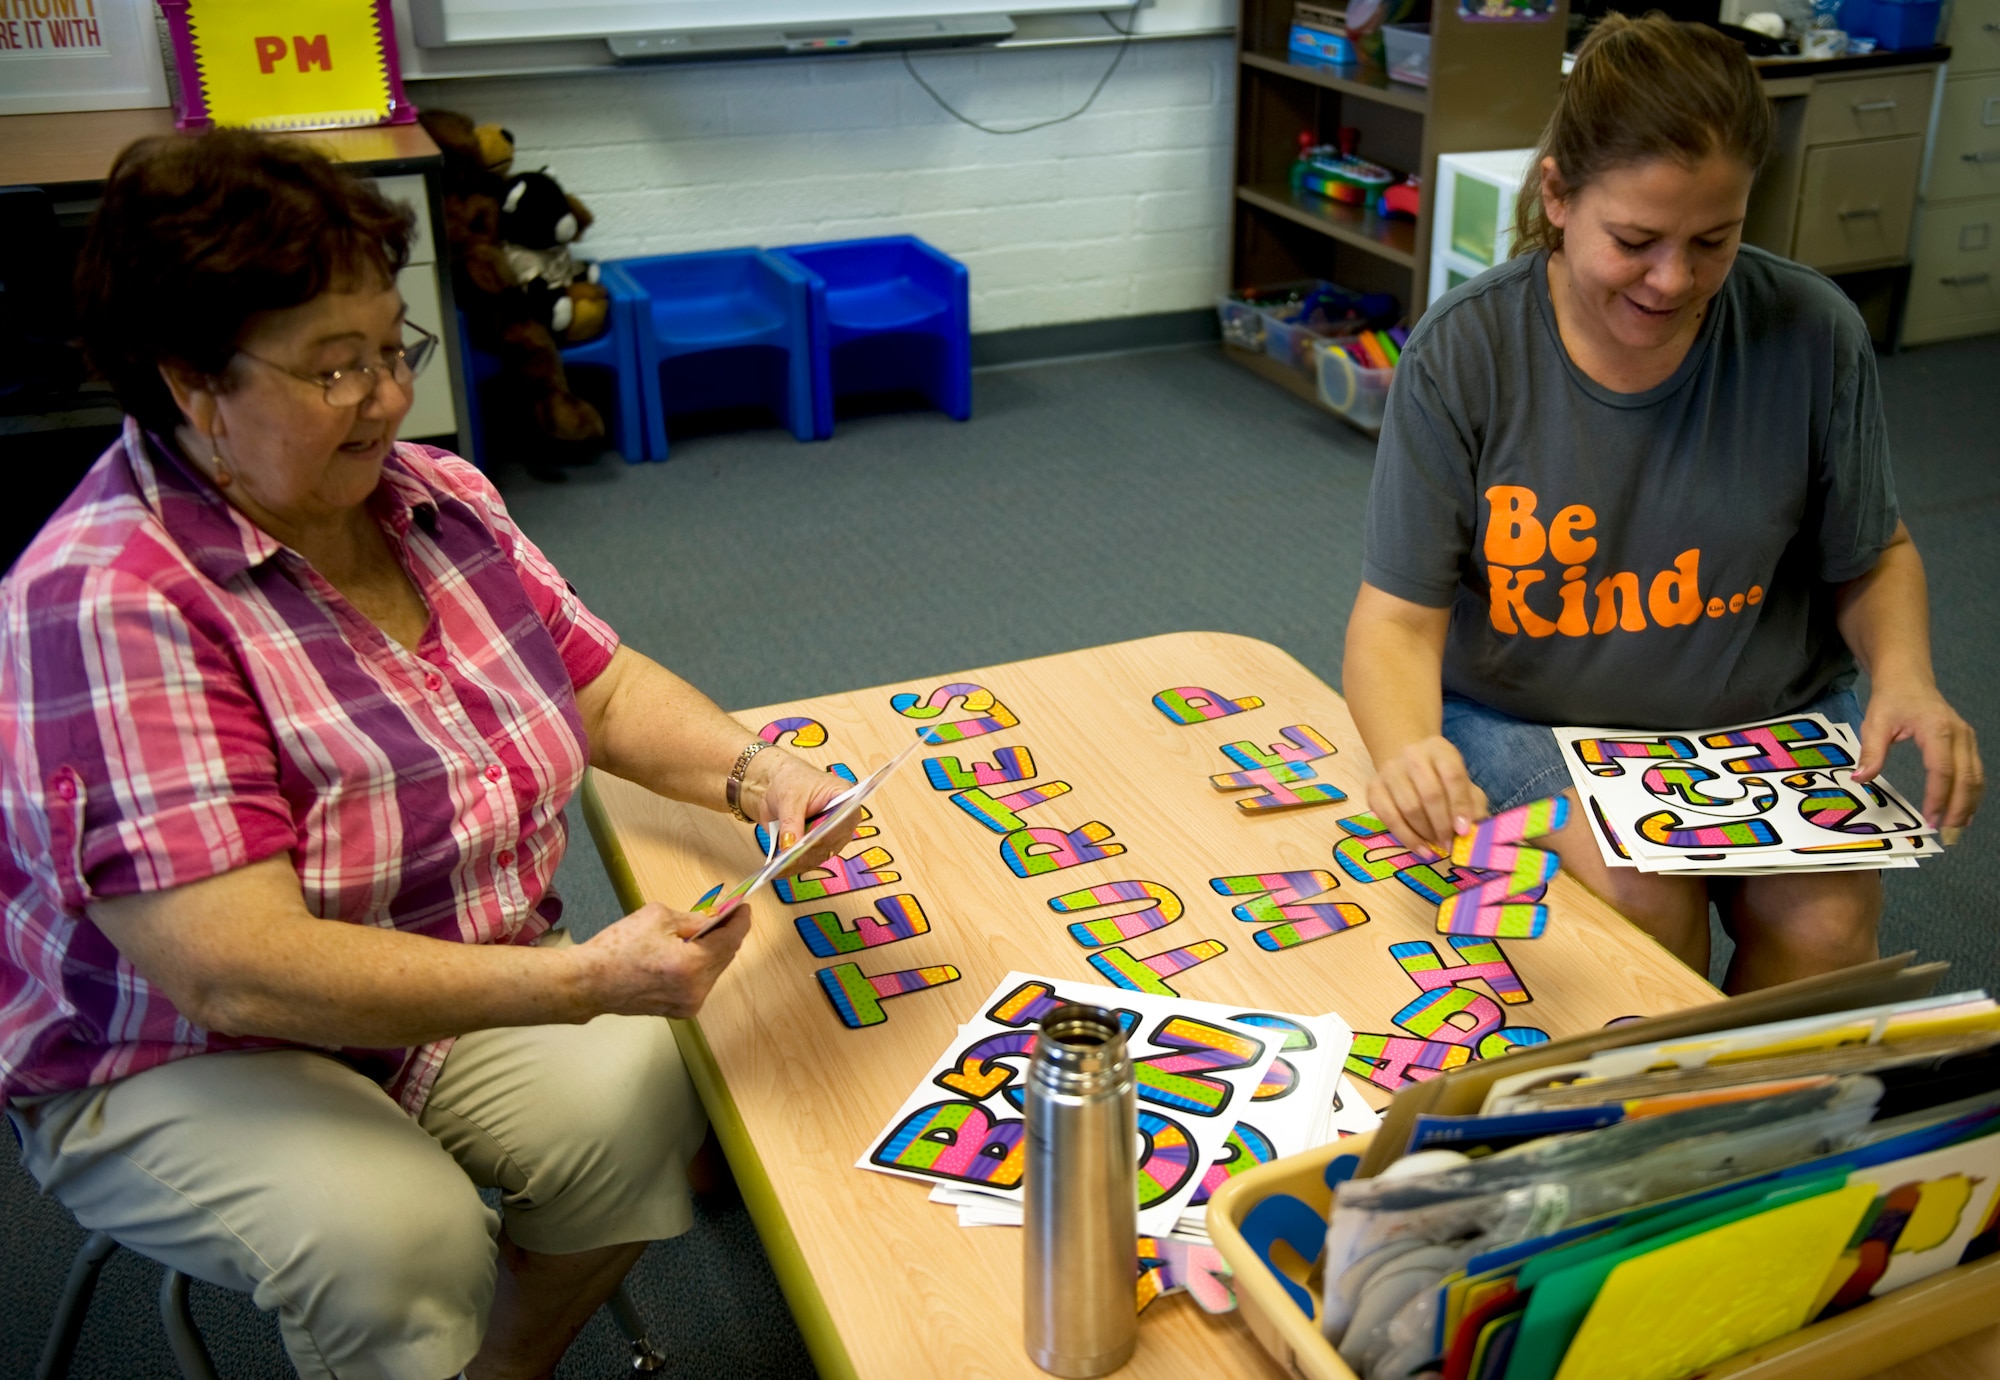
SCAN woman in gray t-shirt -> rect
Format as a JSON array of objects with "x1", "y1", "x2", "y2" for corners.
[{"x1": 1344, "y1": 14, "x2": 1982, "y2": 992}]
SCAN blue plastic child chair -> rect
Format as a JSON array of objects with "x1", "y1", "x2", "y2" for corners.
[
  {"x1": 769, "y1": 236, "x2": 972, "y2": 439},
  {"x1": 602, "y1": 250, "x2": 818, "y2": 461},
  {"x1": 454, "y1": 274, "x2": 648, "y2": 468}
]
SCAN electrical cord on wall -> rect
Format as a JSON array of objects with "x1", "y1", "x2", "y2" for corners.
[{"x1": 901, "y1": 5, "x2": 1143, "y2": 134}]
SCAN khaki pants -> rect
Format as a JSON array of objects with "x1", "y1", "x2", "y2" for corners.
[{"x1": 8, "y1": 1007, "x2": 706, "y2": 1380}]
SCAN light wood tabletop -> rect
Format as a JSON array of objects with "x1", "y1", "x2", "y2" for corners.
[
  {"x1": 579, "y1": 631, "x2": 1965, "y2": 1379},
  {"x1": 0, "y1": 107, "x2": 438, "y2": 190}
]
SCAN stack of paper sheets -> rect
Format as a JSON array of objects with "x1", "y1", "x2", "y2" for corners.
[
  {"x1": 858, "y1": 971, "x2": 1377, "y2": 1246},
  {"x1": 1553, "y1": 712, "x2": 1940, "y2": 877},
  {"x1": 1320, "y1": 989, "x2": 2000, "y2": 1380}
]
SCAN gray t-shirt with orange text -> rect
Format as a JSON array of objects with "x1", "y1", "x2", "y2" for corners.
[{"x1": 1361, "y1": 246, "x2": 1898, "y2": 729}]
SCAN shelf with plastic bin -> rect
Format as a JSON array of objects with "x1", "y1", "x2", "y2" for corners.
[
  {"x1": 1313, "y1": 337, "x2": 1395, "y2": 431},
  {"x1": 1429, "y1": 147, "x2": 1536, "y2": 307},
  {"x1": 1239, "y1": 50, "x2": 1430, "y2": 113},
  {"x1": 1208, "y1": 1134, "x2": 2000, "y2": 1380},
  {"x1": 1237, "y1": 182, "x2": 1420, "y2": 266}
]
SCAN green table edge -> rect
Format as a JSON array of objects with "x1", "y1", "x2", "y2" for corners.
[{"x1": 582, "y1": 769, "x2": 862, "y2": 1380}]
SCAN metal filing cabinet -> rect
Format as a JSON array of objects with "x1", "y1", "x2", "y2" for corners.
[
  {"x1": 1904, "y1": 0, "x2": 2000, "y2": 343},
  {"x1": 364, "y1": 174, "x2": 460, "y2": 439}
]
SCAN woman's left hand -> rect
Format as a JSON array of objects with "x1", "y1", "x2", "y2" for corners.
[
  {"x1": 745, "y1": 750, "x2": 862, "y2": 872},
  {"x1": 1853, "y1": 680, "x2": 1983, "y2": 843}
]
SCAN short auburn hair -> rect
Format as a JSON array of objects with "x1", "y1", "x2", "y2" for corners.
[
  {"x1": 1513, "y1": 12, "x2": 1774, "y2": 257},
  {"x1": 76, "y1": 128, "x2": 412, "y2": 437}
]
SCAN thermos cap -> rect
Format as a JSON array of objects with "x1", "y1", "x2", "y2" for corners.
[{"x1": 1032, "y1": 1004, "x2": 1128, "y2": 1079}]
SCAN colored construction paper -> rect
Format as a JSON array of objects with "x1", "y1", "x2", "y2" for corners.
[
  {"x1": 1548, "y1": 1182, "x2": 1875, "y2": 1380},
  {"x1": 1503, "y1": 1176, "x2": 1852, "y2": 1380}
]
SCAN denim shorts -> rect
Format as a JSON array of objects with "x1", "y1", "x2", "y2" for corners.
[{"x1": 1441, "y1": 684, "x2": 1866, "y2": 814}]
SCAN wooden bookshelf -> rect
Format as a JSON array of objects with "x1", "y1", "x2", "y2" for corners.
[{"x1": 1230, "y1": 0, "x2": 1570, "y2": 322}]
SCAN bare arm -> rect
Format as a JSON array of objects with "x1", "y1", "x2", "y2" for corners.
[
  {"x1": 1835, "y1": 522, "x2": 1983, "y2": 838},
  {"x1": 574, "y1": 644, "x2": 854, "y2": 857},
  {"x1": 1343, "y1": 581, "x2": 1487, "y2": 854},
  {"x1": 86, "y1": 854, "x2": 748, "y2": 1045}
]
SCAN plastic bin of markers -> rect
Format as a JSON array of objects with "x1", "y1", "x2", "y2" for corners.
[
  {"x1": 1314, "y1": 339, "x2": 1396, "y2": 429},
  {"x1": 1217, "y1": 280, "x2": 1368, "y2": 368},
  {"x1": 1207, "y1": 1132, "x2": 2000, "y2": 1380}
]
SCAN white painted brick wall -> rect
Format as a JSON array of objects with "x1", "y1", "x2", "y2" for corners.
[{"x1": 407, "y1": 36, "x2": 1232, "y2": 333}]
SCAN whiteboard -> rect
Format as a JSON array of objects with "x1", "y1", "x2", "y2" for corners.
[
  {"x1": 390, "y1": 0, "x2": 1234, "y2": 79},
  {"x1": 427, "y1": 0, "x2": 1110, "y2": 45}
]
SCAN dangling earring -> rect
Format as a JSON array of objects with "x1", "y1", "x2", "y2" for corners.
[{"x1": 212, "y1": 458, "x2": 232, "y2": 489}]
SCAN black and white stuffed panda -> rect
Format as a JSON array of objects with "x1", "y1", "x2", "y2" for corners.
[{"x1": 497, "y1": 170, "x2": 609, "y2": 342}]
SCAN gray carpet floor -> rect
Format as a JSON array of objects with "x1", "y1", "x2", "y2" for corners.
[{"x1": 4, "y1": 336, "x2": 1993, "y2": 1377}]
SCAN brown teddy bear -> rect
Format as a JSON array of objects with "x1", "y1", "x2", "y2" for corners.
[{"x1": 417, "y1": 109, "x2": 608, "y2": 461}]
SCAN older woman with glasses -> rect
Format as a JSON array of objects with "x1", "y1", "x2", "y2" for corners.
[{"x1": 0, "y1": 130, "x2": 851, "y2": 1380}]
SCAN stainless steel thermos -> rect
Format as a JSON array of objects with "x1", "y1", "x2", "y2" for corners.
[{"x1": 1023, "y1": 1003, "x2": 1139, "y2": 1377}]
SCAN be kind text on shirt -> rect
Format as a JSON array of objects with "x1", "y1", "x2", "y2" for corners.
[{"x1": 1483, "y1": 484, "x2": 1764, "y2": 638}]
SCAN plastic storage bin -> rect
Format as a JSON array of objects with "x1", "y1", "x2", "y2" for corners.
[
  {"x1": 1208, "y1": 1134, "x2": 2000, "y2": 1380},
  {"x1": 1315, "y1": 339, "x2": 1395, "y2": 429},
  {"x1": 1217, "y1": 280, "x2": 1376, "y2": 373},
  {"x1": 1383, "y1": 23, "x2": 1431, "y2": 86},
  {"x1": 1429, "y1": 148, "x2": 1537, "y2": 307},
  {"x1": 1839, "y1": 0, "x2": 1942, "y2": 49}
]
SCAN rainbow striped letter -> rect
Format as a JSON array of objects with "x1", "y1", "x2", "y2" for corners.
[
  {"x1": 817, "y1": 961, "x2": 960, "y2": 1028},
  {"x1": 1152, "y1": 686, "x2": 1264, "y2": 725}
]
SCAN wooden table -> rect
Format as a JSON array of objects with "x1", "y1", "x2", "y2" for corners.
[
  {"x1": 0, "y1": 107, "x2": 442, "y2": 195},
  {"x1": 577, "y1": 632, "x2": 1928, "y2": 1379}
]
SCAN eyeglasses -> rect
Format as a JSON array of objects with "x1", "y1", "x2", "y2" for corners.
[{"x1": 237, "y1": 320, "x2": 440, "y2": 408}]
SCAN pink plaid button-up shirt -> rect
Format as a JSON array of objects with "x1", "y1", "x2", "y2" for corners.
[{"x1": 0, "y1": 421, "x2": 618, "y2": 1113}]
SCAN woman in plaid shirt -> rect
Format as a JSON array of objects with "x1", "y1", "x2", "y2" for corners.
[{"x1": 0, "y1": 131, "x2": 850, "y2": 1380}]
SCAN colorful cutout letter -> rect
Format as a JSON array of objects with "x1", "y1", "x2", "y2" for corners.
[
  {"x1": 1345, "y1": 1033, "x2": 1475, "y2": 1093},
  {"x1": 794, "y1": 893, "x2": 931, "y2": 957},
  {"x1": 1634, "y1": 812, "x2": 1782, "y2": 851},
  {"x1": 1332, "y1": 813, "x2": 1477, "y2": 903},
  {"x1": 1153, "y1": 686, "x2": 1264, "y2": 725},
  {"x1": 1437, "y1": 796, "x2": 1569, "y2": 939},
  {"x1": 1232, "y1": 1013, "x2": 1319, "y2": 1101},
  {"x1": 1701, "y1": 718, "x2": 1855, "y2": 774},
  {"x1": 817, "y1": 961, "x2": 960, "y2": 1028},
  {"x1": 1137, "y1": 1111, "x2": 1198, "y2": 1206},
  {"x1": 772, "y1": 845, "x2": 901, "y2": 903},
  {"x1": 892, "y1": 682, "x2": 1018, "y2": 743},
  {"x1": 923, "y1": 746, "x2": 1035, "y2": 790},
  {"x1": 1218, "y1": 725, "x2": 1337, "y2": 770},
  {"x1": 1048, "y1": 880, "x2": 1184, "y2": 948},
  {"x1": 1188, "y1": 1123, "x2": 1278, "y2": 1206},
  {"x1": 1782, "y1": 770, "x2": 1925, "y2": 835},
  {"x1": 1088, "y1": 940, "x2": 1227, "y2": 995},
  {"x1": 1209, "y1": 762, "x2": 1349, "y2": 813},
  {"x1": 1642, "y1": 765, "x2": 1778, "y2": 816},
  {"x1": 1209, "y1": 870, "x2": 1368, "y2": 950},
  {"x1": 986, "y1": 978, "x2": 1140, "y2": 1034},
  {"x1": 950, "y1": 781, "x2": 1073, "y2": 833},
  {"x1": 936, "y1": 1030, "x2": 1039, "y2": 1100},
  {"x1": 869, "y1": 1099, "x2": 1024, "y2": 1186},
  {"x1": 757, "y1": 716, "x2": 827, "y2": 749},
  {"x1": 999, "y1": 822, "x2": 1126, "y2": 877},
  {"x1": 1388, "y1": 937, "x2": 1547, "y2": 1061},
  {"x1": 1570, "y1": 734, "x2": 1698, "y2": 778},
  {"x1": 1131, "y1": 1015, "x2": 1269, "y2": 1118}
]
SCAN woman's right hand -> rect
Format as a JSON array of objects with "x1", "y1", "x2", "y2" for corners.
[
  {"x1": 574, "y1": 901, "x2": 752, "y2": 1020},
  {"x1": 1366, "y1": 734, "x2": 1489, "y2": 858}
]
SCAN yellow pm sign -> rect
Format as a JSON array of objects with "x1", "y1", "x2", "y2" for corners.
[{"x1": 179, "y1": 0, "x2": 393, "y2": 129}]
